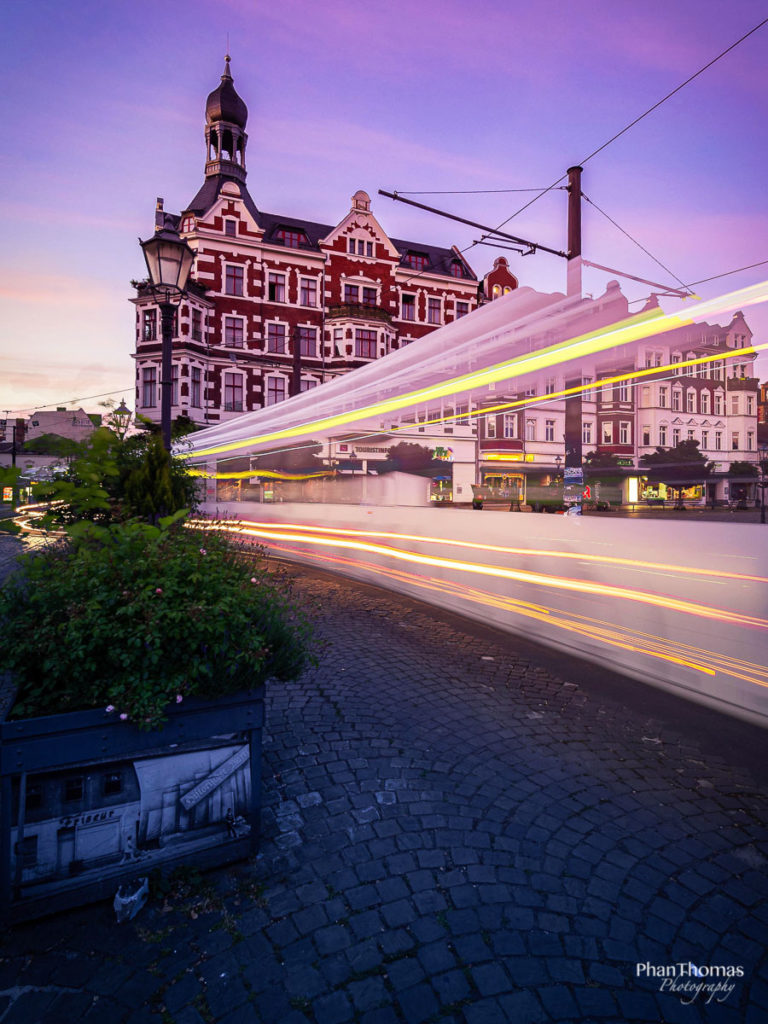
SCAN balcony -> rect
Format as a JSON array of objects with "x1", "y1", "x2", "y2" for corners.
[
  {"x1": 726, "y1": 376, "x2": 759, "y2": 392},
  {"x1": 328, "y1": 303, "x2": 392, "y2": 324}
]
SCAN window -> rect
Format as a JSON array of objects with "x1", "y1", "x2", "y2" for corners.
[
  {"x1": 672, "y1": 390, "x2": 681, "y2": 412},
  {"x1": 715, "y1": 431, "x2": 722, "y2": 450},
  {"x1": 525, "y1": 418, "x2": 536, "y2": 442},
  {"x1": 224, "y1": 316, "x2": 244, "y2": 348},
  {"x1": 276, "y1": 228, "x2": 306, "y2": 248},
  {"x1": 602, "y1": 422, "x2": 613, "y2": 444},
  {"x1": 224, "y1": 373, "x2": 243, "y2": 412},
  {"x1": 180, "y1": 216, "x2": 195, "y2": 233},
  {"x1": 191, "y1": 308, "x2": 203, "y2": 341},
  {"x1": 191, "y1": 367, "x2": 202, "y2": 407},
  {"x1": 642, "y1": 426, "x2": 650, "y2": 446},
  {"x1": 582, "y1": 421, "x2": 592, "y2": 445},
  {"x1": 172, "y1": 365, "x2": 179, "y2": 406},
  {"x1": 503, "y1": 414, "x2": 517, "y2": 438},
  {"x1": 617, "y1": 383, "x2": 629, "y2": 402},
  {"x1": 103, "y1": 771, "x2": 123, "y2": 797},
  {"x1": 141, "y1": 367, "x2": 157, "y2": 407},
  {"x1": 701, "y1": 430, "x2": 708, "y2": 449},
  {"x1": 456, "y1": 404, "x2": 469, "y2": 425},
  {"x1": 225, "y1": 265, "x2": 244, "y2": 296},
  {"x1": 268, "y1": 273, "x2": 285, "y2": 302},
  {"x1": 224, "y1": 219, "x2": 236, "y2": 237},
  {"x1": 450, "y1": 261, "x2": 464, "y2": 278},
  {"x1": 747, "y1": 431, "x2": 755, "y2": 450},
  {"x1": 659, "y1": 425, "x2": 668, "y2": 446},
  {"x1": 64, "y1": 777, "x2": 84, "y2": 802},
  {"x1": 18, "y1": 835, "x2": 37, "y2": 869},
  {"x1": 366, "y1": 241, "x2": 373, "y2": 257},
  {"x1": 355, "y1": 329, "x2": 377, "y2": 359},
  {"x1": 687, "y1": 429, "x2": 695, "y2": 441},
  {"x1": 298, "y1": 326, "x2": 316, "y2": 357},
  {"x1": 731, "y1": 396, "x2": 739, "y2": 416},
  {"x1": 300, "y1": 278, "x2": 317, "y2": 306},
  {"x1": 700, "y1": 391, "x2": 710, "y2": 414},
  {"x1": 300, "y1": 378, "x2": 318, "y2": 392},
  {"x1": 404, "y1": 251, "x2": 429, "y2": 271},
  {"x1": 687, "y1": 392, "x2": 696, "y2": 413},
  {"x1": 486, "y1": 416, "x2": 496, "y2": 438},
  {"x1": 747, "y1": 396, "x2": 755, "y2": 416},
  {"x1": 545, "y1": 378, "x2": 555, "y2": 395},
  {"x1": 658, "y1": 386, "x2": 667, "y2": 408},
  {"x1": 732, "y1": 432, "x2": 739, "y2": 450},
  {"x1": 266, "y1": 377, "x2": 286, "y2": 406},
  {"x1": 428, "y1": 298, "x2": 441, "y2": 325},
  {"x1": 142, "y1": 308, "x2": 157, "y2": 341},
  {"x1": 456, "y1": 301, "x2": 469, "y2": 319},
  {"x1": 267, "y1": 323, "x2": 286, "y2": 353},
  {"x1": 362, "y1": 286, "x2": 377, "y2": 307},
  {"x1": 524, "y1": 386, "x2": 536, "y2": 398},
  {"x1": 545, "y1": 420, "x2": 555, "y2": 442},
  {"x1": 672, "y1": 428, "x2": 680, "y2": 446},
  {"x1": 714, "y1": 391, "x2": 723, "y2": 415},
  {"x1": 344, "y1": 284, "x2": 359, "y2": 304},
  {"x1": 402, "y1": 294, "x2": 416, "y2": 321},
  {"x1": 348, "y1": 238, "x2": 355, "y2": 254}
]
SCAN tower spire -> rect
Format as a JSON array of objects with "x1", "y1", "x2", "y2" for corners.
[{"x1": 204, "y1": 57, "x2": 248, "y2": 183}]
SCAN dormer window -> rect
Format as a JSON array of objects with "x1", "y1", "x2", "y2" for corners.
[
  {"x1": 404, "y1": 251, "x2": 429, "y2": 272},
  {"x1": 180, "y1": 216, "x2": 195, "y2": 233},
  {"x1": 276, "y1": 228, "x2": 307, "y2": 248},
  {"x1": 348, "y1": 237, "x2": 373, "y2": 257},
  {"x1": 450, "y1": 261, "x2": 464, "y2": 278}
]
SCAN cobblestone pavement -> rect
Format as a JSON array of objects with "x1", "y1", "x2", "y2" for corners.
[{"x1": 1, "y1": 539, "x2": 767, "y2": 1023}]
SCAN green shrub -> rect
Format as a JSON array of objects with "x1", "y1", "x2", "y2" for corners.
[{"x1": 0, "y1": 520, "x2": 313, "y2": 728}]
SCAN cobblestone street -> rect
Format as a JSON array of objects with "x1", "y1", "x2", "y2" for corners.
[{"x1": 1, "y1": 535, "x2": 767, "y2": 1023}]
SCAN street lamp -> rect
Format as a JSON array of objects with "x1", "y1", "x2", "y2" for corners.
[
  {"x1": 111, "y1": 399, "x2": 132, "y2": 442},
  {"x1": 759, "y1": 442, "x2": 768, "y2": 524},
  {"x1": 139, "y1": 227, "x2": 195, "y2": 450}
]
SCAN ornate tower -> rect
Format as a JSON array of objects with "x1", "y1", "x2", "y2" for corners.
[{"x1": 204, "y1": 55, "x2": 248, "y2": 183}]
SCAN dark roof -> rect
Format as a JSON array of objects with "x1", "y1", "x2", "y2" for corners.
[
  {"x1": 205, "y1": 57, "x2": 248, "y2": 128},
  {"x1": 184, "y1": 175, "x2": 261, "y2": 222},
  {"x1": 258, "y1": 211, "x2": 334, "y2": 250},
  {"x1": 391, "y1": 237, "x2": 476, "y2": 280},
  {"x1": 181, "y1": 191, "x2": 476, "y2": 279}
]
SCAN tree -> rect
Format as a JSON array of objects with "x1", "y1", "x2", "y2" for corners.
[
  {"x1": 22, "y1": 433, "x2": 81, "y2": 458},
  {"x1": 251, "y1": 440, "x2": 325, "y2": 475},
  {"x1": 376, "y1": 442, "x2": 445, "y2": 477},
  {"x1": 639, "y1": 440, "x2": 712, "y2": 508}
]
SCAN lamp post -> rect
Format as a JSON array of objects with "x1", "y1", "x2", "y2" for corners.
[
  {"x1": 760, "y1": 443, "x2": 768, "y2": 524},
  {"x1": 139, "y1": 227, "x2": 195, "y2": 451}
]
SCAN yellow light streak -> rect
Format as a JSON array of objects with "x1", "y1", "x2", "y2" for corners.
[
  {"x1": 190, "y1": 518, "x2": 768, "y2": 586},
  {"x1": 189, "y1": 468, "x2": 331, "y2": 481},
  {"x1": 194, "y1": 519, "x2": 768, "y2": 630},
  {"x1": 184, "y1": 281, "x2": 768, "y2": 459}
]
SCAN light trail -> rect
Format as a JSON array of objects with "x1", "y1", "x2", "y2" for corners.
[
  {"x1": 183, "y1": 280, "x2": 768, "y2": 460},
  {"x1": 258, "y1": 540, "x2": 768, "y2": 684},
  {"x1": 196, "y1": 518, "x2": 768, "y2": 586},
  {"x1": 193, "y1": 519, "x2": 768, "y2": 630}
]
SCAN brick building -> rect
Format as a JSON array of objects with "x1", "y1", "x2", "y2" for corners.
[{"x1": 132, "y1": 58, "x2": 517, "y2": 429}]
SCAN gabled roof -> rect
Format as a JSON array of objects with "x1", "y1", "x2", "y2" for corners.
[
  {"x1": 391, "y1": 236, "x2": 476, "y2": 280},
  {"x1": 258, "y1": 211, "x2": 334, "y2": 251},
  {"x1": 184, "y1": 175, "x2": 261, "y2": 222}
]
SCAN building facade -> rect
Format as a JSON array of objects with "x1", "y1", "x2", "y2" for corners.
[{"x1": 132, "y1": 59, "x2": 517, "y2": 430}]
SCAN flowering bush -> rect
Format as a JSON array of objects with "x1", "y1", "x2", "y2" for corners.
[{"x1": 0, "y1": 518, "x2": 313, "y2": 728}]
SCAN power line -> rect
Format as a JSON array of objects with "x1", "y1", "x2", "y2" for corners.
[
  {"x1": 1, "y1": 387, "x2": 133, "y2": 417},
  {"x1": 481, "y1": 16, "x2": 768, "y2": 244},
  {"x1": 685, "y1": 259, "x2": 768, "y2": 289},
  {"x1": 582, "y1": 193, "x2": 692, "y2": 295}
]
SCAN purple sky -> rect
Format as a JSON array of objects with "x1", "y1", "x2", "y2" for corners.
[{"x1": 1, "y1": 0, "x2": 766, "y2": 415}]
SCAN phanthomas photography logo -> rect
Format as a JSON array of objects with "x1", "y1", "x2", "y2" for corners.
[{"x1": 636, "y1": 962, "x2": 744, "y2": 1005}]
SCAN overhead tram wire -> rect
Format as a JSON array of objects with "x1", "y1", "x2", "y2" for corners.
[
  {"x1": 473, "y1": 15, "x2": 768, "y2": 248},
  {"x1": 396, "y1": 187, "x2": 568, "y2": 196},
  {"x1": 581, "y1": 192, "x2": 693, "y2": 296},
  {"x1": 2, "y1": 387, "x2": 135, "y2": 416}
]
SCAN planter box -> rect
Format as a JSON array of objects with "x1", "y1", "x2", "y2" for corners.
[{"x1": 0, "y1": 689, "x2": 264, "y2": 923}]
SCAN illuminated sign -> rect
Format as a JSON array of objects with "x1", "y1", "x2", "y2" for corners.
[{"x1": 433, "y1": 446, "x2": 453, "y2": 462}]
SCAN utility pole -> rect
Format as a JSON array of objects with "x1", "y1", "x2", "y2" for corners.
[{"x1": 566, "y1": 165, "x2": 583, "y2": 297}]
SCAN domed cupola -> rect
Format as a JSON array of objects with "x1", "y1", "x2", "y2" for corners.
[{"x1": 204, "y1": 56, "x2": 248, "y2": 183}]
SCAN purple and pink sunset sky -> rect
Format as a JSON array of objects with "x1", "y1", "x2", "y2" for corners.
[{"x1": 1, "y1": 0, "x2": 766, "y2": 416}]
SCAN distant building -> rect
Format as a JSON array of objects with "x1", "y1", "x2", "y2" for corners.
[
  {"x1": 132, "y1": 58, "x2": 512, "y2": 430},
  {"x1": 24, "y1": 407, "x2": 98, "y2": 445}
]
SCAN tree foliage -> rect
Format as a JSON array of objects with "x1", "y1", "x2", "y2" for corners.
[{"x1": 639, "y1": 440, "x2": 712, "y2": 484}]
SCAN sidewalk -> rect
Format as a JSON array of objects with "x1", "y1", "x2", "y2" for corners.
[{"x1": 1, "y1": 545, "x2": 767, "y2": 1023}]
